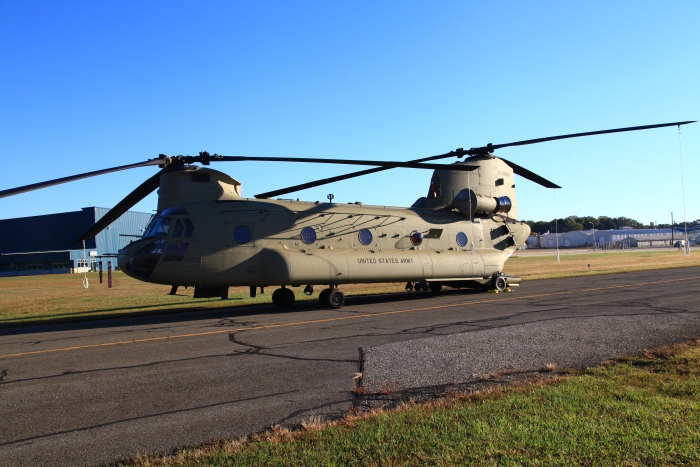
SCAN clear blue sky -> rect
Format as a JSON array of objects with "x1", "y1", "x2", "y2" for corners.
[{"x1": 1, "y1": 1, "x2": 698, "y2": 225}]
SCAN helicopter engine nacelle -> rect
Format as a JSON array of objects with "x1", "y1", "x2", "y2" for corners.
[{"x1": 450, "y1": 189, "x2": 512, "y2": 218}]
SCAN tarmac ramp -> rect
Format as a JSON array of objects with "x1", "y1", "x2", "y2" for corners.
[{"x1": 360, "y1": 313, "x2": 700, "y2": 397}]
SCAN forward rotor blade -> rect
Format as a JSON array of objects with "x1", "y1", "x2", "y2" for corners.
[
  {"x1": 253, "y1": 150, "x2": 463, "y2": 198},
  {"x1": 256, "y1": 167, "x2": 389, "y2": 199},
  {"x1": 468, "y1": 121, "x2": 696, "y2": 155},
  {"x1": 0, "y1": 159, "x2": 163, "y2": 199},
  {"x1": 218, "y1": 155, "x2": 476, "y2": 172},
  {"x1": 496, "y1": 157, "x2": 561, "y2": 189},
  {"x1": 76, "y1": 170, "x2": 164, "y2": 242}
]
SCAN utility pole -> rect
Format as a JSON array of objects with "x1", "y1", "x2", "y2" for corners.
[{"x1": 671, "y1": 212, "x2": 674, "y2": 247}]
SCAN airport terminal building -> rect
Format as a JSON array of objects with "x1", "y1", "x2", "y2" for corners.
[{"x1": 0, "y1": 207, "x2": 152, "y2": 277}]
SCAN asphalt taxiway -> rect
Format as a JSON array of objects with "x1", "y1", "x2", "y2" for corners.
[{"x1": 1, "y1": 267, "x2": 699, "y2": 466}]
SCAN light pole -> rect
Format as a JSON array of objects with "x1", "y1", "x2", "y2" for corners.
[{"x1": 588, "y1": 222, "x2": 596, "y2": 250}]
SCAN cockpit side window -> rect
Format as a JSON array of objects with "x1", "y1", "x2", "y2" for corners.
[
  {"x1": 170, "y1": 218, "x2": 195, "y2": 239},
  {"x1": 182, "y1": 219, "x2": 194, "y2": 238},
  {"x1": 172, "y1": 219, "x2": 185, "y2": 238}
]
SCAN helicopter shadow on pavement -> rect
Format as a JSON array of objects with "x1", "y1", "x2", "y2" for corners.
[{"x1": 0, "y1": 287, "x2": 487, "y2": 337}]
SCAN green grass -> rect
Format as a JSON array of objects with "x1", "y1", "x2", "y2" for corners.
[
  {"x1": 125, "y1": 340, "x2": 700, "y2": 467},
  {"x1": 506, "y1": 248, "x2": 700, "y2": 280},
  {"x1": 0, "y1": 272, "x2": 406, "y2": 326},
  {"x1": 1, "y1": 249, "x2": 698, "y2": 327}
]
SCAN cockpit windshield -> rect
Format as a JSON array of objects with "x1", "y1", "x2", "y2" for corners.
[
  {"x1": 144, "y1": 216, "x2": 171, "y2": 237},
  {"x1": 142, "y1": 206, "x2": 191, "y2": 238}
]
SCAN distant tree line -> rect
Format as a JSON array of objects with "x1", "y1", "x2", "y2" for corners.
[{"x1": 522, "y1": 216, "x2": 700, "y2": 234}]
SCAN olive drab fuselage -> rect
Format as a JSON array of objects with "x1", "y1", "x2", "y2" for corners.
[{"x1": 118, "y1": 158, "x2": 531, "y2": 289}]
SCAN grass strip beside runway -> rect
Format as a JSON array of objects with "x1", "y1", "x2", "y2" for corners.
[
  {"x1": 124, "y1": 340, "x2": 700, "y2": 467},
  {"x1": 1, "y1": 249, "x2": 698, "y2": 327}
]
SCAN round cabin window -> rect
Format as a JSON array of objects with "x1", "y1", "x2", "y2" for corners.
[
  {"x1": 410, "y1": 231, "x2": 423, "y2": 246},
  {"x1": 456, "y1": 232, "x2": 468, "y2": 247},
  {"x1": 233, "y1": 225, "x2": 252, "y2": 244},
  {"x1": 358, "y1": 229, "x2": 373, "y2": 245},
  {"x1": 301, "y1": 226, "x2": 317, "y2": 244}
]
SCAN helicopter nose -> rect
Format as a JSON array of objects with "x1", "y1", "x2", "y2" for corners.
[{"x1": 118, "y1": 237, "x2": 165, "y2": 280}]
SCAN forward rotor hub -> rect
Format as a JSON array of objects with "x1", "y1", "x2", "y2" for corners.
[{"x1": 154, "y1": 151, "x2": 223, "y2": 168}]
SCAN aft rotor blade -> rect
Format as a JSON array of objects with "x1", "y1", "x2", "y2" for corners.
[
  {"x1": 0, "y1": 159, "x2": 163, "y2": 199},
  {"x1": 76, "y1": 170, "x2": 164, "y2": 242},
  {"x1": 468, "y1": 121, "x2": 696, "y2": 156},
  {"x1": 218, "y1": 155, "x2": 477, "y2": 172},
  {"x1": 253, "y1": 150, "x2": 463, "y2": 198},
  {"x1": 496, "y1": 156, "x2": 561, "y2": 189}
]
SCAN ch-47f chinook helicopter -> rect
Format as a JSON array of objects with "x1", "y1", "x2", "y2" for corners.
[{"x1": 1, "y1": 121, "x2": 694, "y2": 309}]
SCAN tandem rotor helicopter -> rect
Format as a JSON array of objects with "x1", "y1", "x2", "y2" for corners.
[{"x1": 1, "y1": 121, "x2": 694, "y2": 309}]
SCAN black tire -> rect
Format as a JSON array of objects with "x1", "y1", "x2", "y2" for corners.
[
  {"x1": 428, "y1": 282, "x2": 443, "y2": 293},
  {"x1": 272, "y1": 288, "x2": 295, "y2": 306},
  {"x1": 492, "y1": 275, "x2": 507, "y2": 292},
  {"x1": 272, "y1": 288, "x2": 284, "y2": 306},
  {"x1": 319, "y1": 289, "x2": 330, "y2": 308},
  {"x1": 327, "y1": 289, "x2": 345, "y2": 309},
  {"x1": 421, "y1": 282, "x2": 430, "y2": 292},
  {"x1": 281, "y1": 288, "x2": 295, "y2": 306}
]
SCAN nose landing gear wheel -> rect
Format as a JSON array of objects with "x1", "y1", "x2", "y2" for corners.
[{"x1": 272, "y1": 287, "x2": 295, "y2": 306}]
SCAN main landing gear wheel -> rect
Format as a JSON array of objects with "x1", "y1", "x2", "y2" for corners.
[
  {"x1": 428, "y1": 282, "x2": 443, "y2": 293},
  {"x1": 491, "y1": 274, "x2": 507, "y2": 292},
  {"x1": 413, "y1": 282, "x2": 430, "y2": 292},
  {"x1": 327, "y1": 289, "x2": 345, "y2": 309},
  {"x1": 272, "y1": 287, "x2": 295, "y2": 307},
  {"x1": 319, "y1": 288, "x2": 345, "y2": 309}
]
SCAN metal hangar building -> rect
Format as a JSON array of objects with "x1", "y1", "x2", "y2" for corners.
[{"x1": 0, "y1": 207, "x2": 152, "y2": 277}]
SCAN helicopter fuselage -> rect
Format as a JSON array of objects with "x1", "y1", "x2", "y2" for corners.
[{"x1": 118, "y1": 189, "x2": 530, "y2": 290}]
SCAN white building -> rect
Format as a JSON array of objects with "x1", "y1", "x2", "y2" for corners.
[
  {"x1": 528, "y1": 228, "x2": 693, "y2": 249},
  {"x1": 559, "y1": 230, "x2": 594, "y2": 248}
]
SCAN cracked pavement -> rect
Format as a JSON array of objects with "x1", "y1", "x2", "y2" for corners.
[{"x1": 0, "y1": 267, "x2": 699, "y2": 466}]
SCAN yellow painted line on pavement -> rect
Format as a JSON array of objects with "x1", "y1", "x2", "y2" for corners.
[{"x1": 1, "y1": 276, "x2": 697, "y2": 360}]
